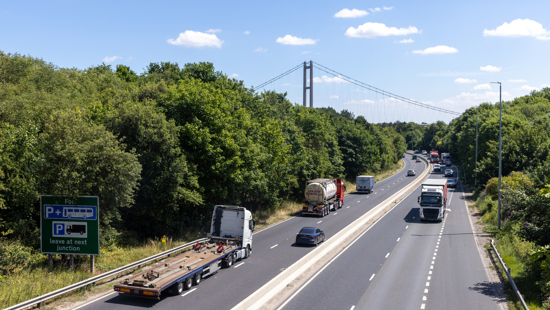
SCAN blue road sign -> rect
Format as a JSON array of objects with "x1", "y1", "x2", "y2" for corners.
[{"x1": 44, "y1": 205, "x2": 97, "y2": 220}]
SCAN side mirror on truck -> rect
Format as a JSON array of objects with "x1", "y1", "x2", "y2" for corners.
[
  {"x1": 417, "y1": 196, "x2": 420, "y2": 204},
  {"x1": 250, "y1": 219, "x2": 256, "y2": 231}
]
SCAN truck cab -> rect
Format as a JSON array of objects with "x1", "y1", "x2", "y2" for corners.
[
  {"x1": 418, "y1": 179, "x2": 447, "y2": 222},
  {"x1": 211, "y1": 205, "x2": 255, "y2": 253}
]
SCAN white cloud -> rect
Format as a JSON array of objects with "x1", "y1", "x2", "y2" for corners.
[
  {"x1": 442, "y1": 91, "x2": 513, "y2": 108},
  {"x1": 280, "y1": 83, "x2": 291, "y2": 86},
  {"x1": 518, "y1": 85, "x2": 538, "y2": 92},
  {"x1": 455, "y1": 78, "x2": 477, "y2": 84},
  {"x1": 302, "y1": 51, "x2": 311, "y2": 54},
  {"x1": 229, "y1": 73, "x2": 239, "y2": 77},
  {"x1": 244, "y1": 30, "x2": 250, "y2": 35},
  {"x1": 206, "y1": 29, "x2": 221, "y2": 33},
  {"x1": 542, "y1": 84, "x2": 550, "y2": 88},
  {"x1": 480, "y1": 65, "x2": 501, "y2": 72},
  {"x1": 413, "y1": 45, "x2": 458, "y2": 55},
  {"x1": 167, "y1": 30, "x2": 224, "y2": 48},
  {"x1": 330, "y1": 95, "x2": 339, "y2": 99},
  {"x1": 102, "y1": 56, "x2": 121, "y2": 63},
  {"x1": 334, "y1": 8, "x2": 368, "y2": 18},
  {"x1": 508, "y1": 79, "x2": 526, "y2": 83},
  {"x1": 313, "y1": 75, "x2": 348, "y2": 83},
  {"x1": 369, "y1": 7, "x2": 382, "y2": 12},
  {"x1": 484, "y1": 19, "x2": 550, "y2": 41},
  {"x1": 345, "y1": 22, "x2": 420, "y2": 38},
  {"x1": 254, "y1": 47, "x2": 267, "y2": 52},
  {"x1": 399, "y1": 38, "x2": 414, "y2": 43},
  {"x1": 474, "y1": 83, "x2": 491, "y2": 90},
  {"x1": 344, "y1": 99, "x2": 375, "y2": 104},
  {"x1": 383, "y1": 6, "x2": 394, "y2": 10},
  {"x1": 276, "y1": 35, "x2": 318, "y2": 45}
]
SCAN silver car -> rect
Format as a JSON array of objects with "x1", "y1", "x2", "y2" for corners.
[{"x1": 407, "y1": 169, "x2": 416, "y2": 176}]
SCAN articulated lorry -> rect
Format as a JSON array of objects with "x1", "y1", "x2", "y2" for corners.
[
  {"x1": 302, "y1": 178, "x2": 345, "y2": 217},
  {"x1": 417, "y1": 179, "x2": 447, "y2": 222},
  {"x1": 114, "y1": 205, "x2": 255, "y2": 299},
  {"x1": 356, "y1": 175, "x2": 374, "y2": 193}
]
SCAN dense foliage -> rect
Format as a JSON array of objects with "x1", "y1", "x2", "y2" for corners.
[{"x1": 0, "y1": 51, "x2": 406, "y2": 248}]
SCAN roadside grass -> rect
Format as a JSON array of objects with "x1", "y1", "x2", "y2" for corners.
[
  {"x1": 474, "y1": 194, "x2": 543, "y2": 310},
  {"x1": 0, "y1": 236, "x2": 198, "y2": 309},
  {"x1": 0, "y1": 159, "x2": 405, "y2": 308}
]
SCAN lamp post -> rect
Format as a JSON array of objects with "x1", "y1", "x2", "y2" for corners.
[
  {"x1": 475, "y1": 107, "x2": 478, "y2": 188},
  {"x1": 491, "y1": 81, "x2": 502, "y2": 230}
]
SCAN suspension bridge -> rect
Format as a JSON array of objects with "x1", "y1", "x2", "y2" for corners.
[{"x1": 253, "y1": 61, "x2": 461, "y2": 124}]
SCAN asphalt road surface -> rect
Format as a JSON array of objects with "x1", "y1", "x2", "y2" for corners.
[
  {"x1": 76, "y1": 155, "x2": 426, "y2": 310},
  {"x1": 277, "y1": 162, "x2": 502, "y2": 310}
]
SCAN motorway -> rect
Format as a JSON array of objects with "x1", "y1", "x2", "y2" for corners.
[
  {"x1": 75, "y1": 155, "x2": 502, "y2": 310},
  {"x1": 76, "y1": 154, "x2": 424, "y2": 310},
  {"x1": 277, "y1": 160, "x2": 503, "y2": 310}
]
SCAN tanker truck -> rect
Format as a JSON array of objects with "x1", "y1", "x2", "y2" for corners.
[{"x1": 302, "y1": 178, "x2": 345, "y2": 217}]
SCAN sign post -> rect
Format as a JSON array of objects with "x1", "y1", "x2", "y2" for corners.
[{"x1": 40, "y1": 196, "x2": 99, "y2": 269}]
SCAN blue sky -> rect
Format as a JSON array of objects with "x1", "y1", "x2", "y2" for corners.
[{"x1": 2, "y1": 0, "x2": 549, "y2": 123}]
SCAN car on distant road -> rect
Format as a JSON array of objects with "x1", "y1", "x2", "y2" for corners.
[
  {"x1": 296, "y1": 227, "x2": 325, "y2": 246},
  {"x1": 416, "y1": 157, "x2": 421, "y2": 162},
  {"x1": 433, "y1": 164, "x2": 441, "y2": 172},
  {"x1": 407, "y1": 169, "x2": 416, "y2": 176},
  {"x1": 447, "y1": 179, "x2": 457, "y2": 188},
  {"x1": 445, "y1": 160, "x2": 451, "y2": 166},
  {"x1": 445, "y1": 169, "x2": 454, "y2": 177},
  {"x1": 422, "y1": 150, "x2": 427, "y2": 155},
  {"x1": 415, "y1": 150, "x2": 420, "y2": 153}
]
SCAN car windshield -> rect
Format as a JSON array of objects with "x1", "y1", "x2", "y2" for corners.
[
  {"x1": 434, "y1": 165, "x2": 440, "y2": 168},
  {"x1": 408, "y1": 170, "x2": 413, "y2": 173},
  {"x1": 446, "y1": 170, "x2": 452, "y2": 173},
  {"x1": 448, "y1": 180, "x2": 455, "y2": 183},
  {"x1": 300, "y1": 228, "x2": 315, "y2": 234},
  {"x1": 422, "y1": 195, "x2": 442, "y2": 204}
]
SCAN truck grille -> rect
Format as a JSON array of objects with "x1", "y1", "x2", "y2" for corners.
[{"x1": 423, "y1": 208, "x2": 440, "y2": 220}]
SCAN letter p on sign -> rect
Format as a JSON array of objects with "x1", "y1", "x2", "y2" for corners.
[{"x1": 53, "y1": 223, "x2": 65, "y2": 236}]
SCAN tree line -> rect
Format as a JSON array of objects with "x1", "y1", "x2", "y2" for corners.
[{"x1": 0, "y1": 51, "x2": 406, "y2": 247}]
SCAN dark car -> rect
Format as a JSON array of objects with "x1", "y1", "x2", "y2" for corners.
[
  {"x1": 445, "y1": 160, "x2": 451, "y2": 166},
  {"x1": 447, "y1": 179, "x2": 457, "y2": 188},
  {"x1": 444, "y1": 169, "x2": 454, "y2": 177},
  {"x1": 296, "y1": 227, "x2": 325, "y2": 246}
]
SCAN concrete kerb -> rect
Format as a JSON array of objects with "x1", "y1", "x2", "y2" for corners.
[{"x1": 232, "y1": 155, "x2": 431, "y2": 310}]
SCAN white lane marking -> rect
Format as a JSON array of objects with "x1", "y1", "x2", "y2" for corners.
[
  {"x1": 358, "y1": 201, "x2": 361, "y2": 203},
  {"x1": 426, "y1": 282, "x2": 430, "y2": 286},
  {"x1": 388, "y1": 185, "x2": 390, "y2": 187},
  {"x1": 421, "y1": 304, "x2": 426, "y2": 309},
  {"x1": 317, "y1": 221, "x2": 322, "y2": 224},
  {"x1": 429, "y1": 271, "x2": 432, "y2": 275},
  {"x1": 406, "y1": 225, "x2": 409, "y2": 229},
  {"x1": 271, "y1": 244, "x2": 278, "y2": 249},
  {"x1": 71, "y1": 292, "x2": 117, "y2": 310},
  {"x1": 382, "y1": 189, "x2": 384, "y2": 191},
  {"x1": 181, "y1": 288, "x2": 197, "y2": 297},
  {"x1": 347, "y1": 206, "x2": 350, "y2": 208},
  {"x1": 430, "y1": 265, "x2": 434, "y2": 269},
  {"x1": 385, "y1": 253, "x2": 390, "y2": 258},
  {"x1": 334, "y1": 213, "x2": 338, "y2": 215},
  {"x1": 396, "y1": 238, "x2": 400, "y2": 242},
  {"x1": 350, "y1": 306, "x2": 355, "y2": 310},
  {"x1": 427, "y1": 276, "x2": 431, "y2": 280},
  {"x1": 423, "y1": 296, "x2": 427, "y2": 301},
  {"x1": 424, "y1": 288, "x2": 429, "y2": 293},
  {"x1": 369, "y1": 274, "x2": 375, "y2": 281},
  {"x1": 234, "y1": 262, "x2": 245, "y2": 268},
  {"x1": 431, "y1": 261, "x2": 434, "y2": 264}
]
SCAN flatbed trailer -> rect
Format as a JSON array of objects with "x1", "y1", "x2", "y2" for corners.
[{"x1": 114, "y1": 205, "x2": 255, "y2": 299}]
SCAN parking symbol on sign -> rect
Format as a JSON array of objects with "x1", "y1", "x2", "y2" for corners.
[{"x1": 53, "y1": 223, "x2": 66, "y2": 236}]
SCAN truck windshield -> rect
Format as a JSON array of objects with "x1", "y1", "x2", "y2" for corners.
[{"x1": 422, "y1": 195, "x2": 442, "y2": 204}]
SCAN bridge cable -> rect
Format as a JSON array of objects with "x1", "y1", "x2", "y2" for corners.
[{"x1": 253, "y1": 63, "x2": 304, "y2": 90}]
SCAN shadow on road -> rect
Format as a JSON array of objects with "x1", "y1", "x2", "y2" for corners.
[
  {"x1": 403, "y1": 208, "x2": 419, "y2": 223},
  {"x1": 468, "y1": 281, "x2": 507, "y2": 303},
  {"x1": 104, "y1": 294, "x2": 162, "y2": 308}
]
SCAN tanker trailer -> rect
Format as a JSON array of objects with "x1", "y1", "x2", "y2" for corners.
[{"x1": 302, "y1": 178, "x2": 345, "y2": 217}]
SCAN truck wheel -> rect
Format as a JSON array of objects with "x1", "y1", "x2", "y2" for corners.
[
  {"x1": 193, "y1": 274, "x2": 201, "y2": 285},
  {"x1": 184, "y1": 277, "x2": 192, "y2": 290},
  {"x1": 227, "y1": 254, "x2": 233, "y2": 267},
  {"x1": 244, "y1": 246, "x2": 250, "y2": 258},
  {"x1": 175, "y1": 281, "x2": 184, "y2": 295}
]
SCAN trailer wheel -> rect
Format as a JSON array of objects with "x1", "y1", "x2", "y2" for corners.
[
  {"x1": 184, "y1": 277, "x2": 192, "y2": 290},
  {"x1": 175, "y1": 281, "x2": 184, "y2": 294},
  {"x1": 193, "y1": 273, "x2": 201, "y2": 285},
  {"x1": 227, "y1": 254, "x2": 233, "y2": 267}
]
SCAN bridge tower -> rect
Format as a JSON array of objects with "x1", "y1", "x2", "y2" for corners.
[{"x1": 303, "y1": 61, "x2": 313, "y2": 107}]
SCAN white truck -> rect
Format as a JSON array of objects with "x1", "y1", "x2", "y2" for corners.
[
  {"x1": 356, "y1": 175, "x2": 374, "y2": 193},
  {"x1": 302, "y1": 178, "x2": 345, "y2": 217},
  {"x1": 417, "y1": 179, "x2": 448, "y2": 222},
  {"x1": 114, "y1": 205, "x2": 255, "y2": 298}
]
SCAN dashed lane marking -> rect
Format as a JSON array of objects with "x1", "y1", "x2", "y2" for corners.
[
  {"x1": 181, "y1": 288, "x2": 197, "y2": 297},
  {"x1": 271, "y1": 244, "x2": 278, "y2": 249},
  {"x1": 385, "y1": 253, "x2": 390, "y2": 258},
  {"x1": 317, "y1": 221, "x2": 322, "y2": 224},
  {"x1": 369, "y1": 274, "x2": 375, "y2": 281},
  {"x1": 234, "y1": 262, "x2": 245, "y2": 268}
]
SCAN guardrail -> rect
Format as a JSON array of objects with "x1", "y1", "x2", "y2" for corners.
[
  {"x1": 5, "y1": 237, "x2": 209, "y2": 310},
  {"x1": 491, "y1": 239, "x2": 529, "y2": 310}
]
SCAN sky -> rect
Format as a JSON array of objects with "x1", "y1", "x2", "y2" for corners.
[{"x1": 1, "y1": 0, "x2": 549, "y2": 123}]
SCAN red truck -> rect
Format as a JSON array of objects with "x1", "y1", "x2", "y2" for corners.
[
  {"x1": 429, "y1": 150, "x2": 439, "y2": 163},
  {"x1": 302, "y1": 178, "x2": 345, "y2": 217},
  {"x1": 417, "y1": 179, "x2": 448, "y2": 221}
]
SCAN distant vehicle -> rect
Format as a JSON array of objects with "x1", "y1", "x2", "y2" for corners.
[
  {"x1": 407, "y1": 169, "x2": 416, "y2": 176},
  {"x1": 447, "y1": 179, "x2": 457, "y2": 188},
  {"x1": 433, "y1": 164, "x2": 441, "y2": 172},
  {"x1": 415, "y1": 150, "x2": 420, "y2": 153},
  {"x1": 430, "y1": 150, "x2": 439, "y2": 163},
  {"x1": 422, "y1": 150, "x2": 427, "y2": 155},
  {"x1": 412, "y1": 155, "x2": 417, "y2": 160},
  {"x1": 418, "y1": 179, "x2": 447, "y2": 222},
  {"x1": 445, "y1": 169, "x2": 453, "y2": 177},
  {"x1": 296, "y1": 227, "x2": 325, "y2": 246},
  {"x1": 445, "y1": 160, "x2": 451, "y2": 166},
  {"x1": 356, "y1": 175, "x2": 375, "y2": 194},
  {"x1": 303, "y1": 178, "x2": 345, "y2": 217},
  {"x1": 416, "y1": 157, "x2": 421, "y2": 162}
]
